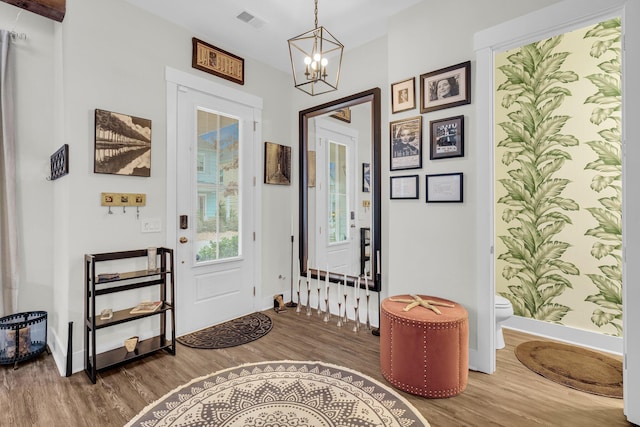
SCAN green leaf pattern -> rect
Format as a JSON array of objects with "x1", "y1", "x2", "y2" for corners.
[
  {"x1": 495, "y1": 18, "x2": 622, "y2": 336},
  {"x1": 583, "y1": 18, "x2": 623, "y2": 336}
]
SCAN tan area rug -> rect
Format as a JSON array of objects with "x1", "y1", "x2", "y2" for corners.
[
  {"x1": 515, "y1": 340, "x2": 622, "y2": 398},
  {"x1": 126, "y1": 360, "x2": 430, "y2": 426}
]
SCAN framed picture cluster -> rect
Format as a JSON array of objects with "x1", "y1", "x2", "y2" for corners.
[
  {"x1": 389, "y1": 173, "x2": 464, "y2": 203},
  {"x1": 389, "y1": 61, "x2": 470, "y2": 203}
]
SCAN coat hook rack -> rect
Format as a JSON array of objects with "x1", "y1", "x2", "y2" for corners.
[{"x1": 101, "y1": 192, "x2": 146, "y2": 217}]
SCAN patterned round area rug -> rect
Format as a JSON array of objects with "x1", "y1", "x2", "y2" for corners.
[
  {"x1": 515, "y1": 340, "x2": 623, "y2": 398},
  {"x1": 126, "y1": 361, "x2": 430, "y2": 427},
  {"x1": 177, "y1": 312, "x2": 272, "y2": 349}
]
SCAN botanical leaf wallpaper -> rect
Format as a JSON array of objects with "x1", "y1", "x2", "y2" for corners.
[{"x1": 495, "y1": 18, "x2": 622, "y2": 336}]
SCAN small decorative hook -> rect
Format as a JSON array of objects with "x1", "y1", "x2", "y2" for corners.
[{"x1": 108, "y1": 206, "x2": 113, "y2": 214}]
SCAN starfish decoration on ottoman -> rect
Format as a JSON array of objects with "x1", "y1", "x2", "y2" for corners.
[{"x1": 388, "y1": 294, "x2": 455, "y2": 314}]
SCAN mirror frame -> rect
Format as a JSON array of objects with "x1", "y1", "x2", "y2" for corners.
[{"x1": 299, "y1": 88, "x2": 382, "y2": 291}]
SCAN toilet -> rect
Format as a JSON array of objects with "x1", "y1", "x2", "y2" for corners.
[{"x1": 495, "y1": 295, "x2": 514, "y2": 349}]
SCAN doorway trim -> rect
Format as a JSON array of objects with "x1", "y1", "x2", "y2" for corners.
[
  {"x1": 474, "y1": 0, "x2": 628, "y2": 374},
  {"x1": 165, "y1": 66, "x2": 263, "y2": 323}
]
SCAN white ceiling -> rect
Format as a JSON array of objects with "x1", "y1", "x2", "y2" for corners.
[{"x1": 124, "y1": 0, "x2": 423, "y2": 73}]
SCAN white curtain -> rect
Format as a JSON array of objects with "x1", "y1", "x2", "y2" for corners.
[{"x1": 0, "y1": 30, "x2": 18, "y2": 317}]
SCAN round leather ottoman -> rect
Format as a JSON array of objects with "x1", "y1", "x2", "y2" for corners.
[{"x1": 380, "y1": 295, "x2": 468, "y2": 398}]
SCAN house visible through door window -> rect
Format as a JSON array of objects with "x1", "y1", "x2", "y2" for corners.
[
  {"x1": 195, "y1": 109, "x2": 240, "y2": 262},
  {"x1": 328, "y1": 140, "x2": 348, "y2": 244}
]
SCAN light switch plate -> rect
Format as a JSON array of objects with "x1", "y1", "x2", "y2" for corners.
[{"x1": 141, "y1": 218, "x2": 161, "y2": 233}]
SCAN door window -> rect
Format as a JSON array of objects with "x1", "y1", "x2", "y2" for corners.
[
  {"x1": 195, "y1": 109, "x2": 241, "y2": 263},
  {"x1": 328, "y1": 140, "x2": 348, "y2": 244}
]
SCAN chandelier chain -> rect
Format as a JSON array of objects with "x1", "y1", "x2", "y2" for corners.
[{"x1": 314, "y1": 0, "x2": 318, "y2": 29}]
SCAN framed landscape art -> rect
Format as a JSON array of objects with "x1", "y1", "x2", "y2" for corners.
[
  {"x1": 264, "y1": 142, "x2": 291, "y2": 185},
  {"x1": 94, "y1": 109, "x2": 151, "y2": 177}
]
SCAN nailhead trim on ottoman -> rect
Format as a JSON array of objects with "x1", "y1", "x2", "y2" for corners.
[{"x1": 380, "y1": 295, "x2": 468, "y2": 398}]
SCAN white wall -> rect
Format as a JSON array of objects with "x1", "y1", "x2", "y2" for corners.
[
  {"x1": 385, "y1": 0, "x2": 562, "y2": 367},
  {"x1": 3, "y1": 0, "x2": 292, "y2": 373},
  {"x1": 0, "y1": 4, "x2": 56, "y2": 318}
]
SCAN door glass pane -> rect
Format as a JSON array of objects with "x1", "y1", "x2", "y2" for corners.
[
  {"x1": 328, "y1": 140, "x2": 348, "y2": 244},
  {"x1": 195, "y1": 109, "x2": 240, "y2": 263}
]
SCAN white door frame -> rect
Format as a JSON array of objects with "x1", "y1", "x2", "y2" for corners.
[
  {"x1": 165, "y1": 66, "x2": 263, "y2": 326},
  {"x1": 475, "y1": 1, "x2": 638, "y2": 423},
  {"x1": 314, "y1": 118, "x2": 359, "y2": 275}
]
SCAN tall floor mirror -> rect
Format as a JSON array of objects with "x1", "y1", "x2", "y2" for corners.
[{"x1": 299, "y1": 88, "x2": 382, "y2": 304}]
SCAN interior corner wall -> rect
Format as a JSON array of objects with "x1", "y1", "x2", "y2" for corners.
[
  {"x1": 386, "y1": 0, "x2": 562, "y2": 369},
  {"x1": 3, "y1": 0, "x2": 292, "y2": 375}
]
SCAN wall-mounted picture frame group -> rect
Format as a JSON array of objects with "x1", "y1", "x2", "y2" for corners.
[
  {"x1": 430, "y1": 115, "x2": 464, "y2": 160},
  {"x1": 192, "y1": 37, "x2": 245, "y2": 85},
  {"x1": 420, "y1": 61, "x2": 471, "y2": 114},
  {"x1": 94, "y1": 109, "x2": 151, "y2": 177},
  {"x1": 390, "y1": 116, "x2": 422, "y2": 171},
  {"x1": 391, "y1": 77, "x2": 416, "y2": 114},
  {"x1": 264, "y1": 141, "x2": 291, "y2": 185},
  {"x1": 426, "y1": 172, "x2": 463, "y2": 203},
  {"x1": 390, "y1": 175, "x2": 419, "y2": 199}
]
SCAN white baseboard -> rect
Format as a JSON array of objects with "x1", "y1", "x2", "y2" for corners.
[
  {"x1": 48, "y1": 327, "x2": 68, "y2": 376},
  {"x1": 503, "y1": 316, "x2": 622, "y2": 355}
]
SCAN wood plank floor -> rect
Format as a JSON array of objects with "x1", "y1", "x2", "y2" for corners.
[{"x1": 0, "y1": 309, "x2": 629, "y2": 426}]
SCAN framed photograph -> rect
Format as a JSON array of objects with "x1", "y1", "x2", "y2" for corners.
[
  {"x1": 362, "y1": 163, "x2": 371, "y2": 193},
  {"x1": 192, "y1": 37, "x2": 244, "y2": 85},
  {"x1": 94, "y1": 109, "x2": 151, "y2": 177},
  {"x1": 390, "y1": 175, "x2": 419, "y2": 199},
  {"x1": 430, "y1": 115, "x2": 464, "y2": 160},
  {"x1": 264, "y1": 142, "x2": 291, "y2": 185},
  {"x1": 391, "y1": 77, "x2": 416, "y2": 114},
  {"x1": 330, "y1": 107, "x2": 351, "y2": 123},
  {"x1": 420, "y1": 61, "x2": 471, "y2": 114},
  {"x1": 426, "y1": 172, "x2": 463, "y2": 203},
  {"x1": 390, "y1": 116, "x2": 422, "y2": 171}
]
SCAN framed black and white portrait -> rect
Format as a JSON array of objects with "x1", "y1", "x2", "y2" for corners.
[
  {"x1": 390, "y1": 116, "x2": 422, "y2": 171},
  {"x1": 420, "y1": 61, "x2": 471, "y2": 114}
]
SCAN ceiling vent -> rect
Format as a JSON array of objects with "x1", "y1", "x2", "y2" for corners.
[{"x1": 236, "y1": 10, "x2": 265, "y2": 29}]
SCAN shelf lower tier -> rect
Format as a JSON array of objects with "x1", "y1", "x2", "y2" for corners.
[{"x1": 85, "y1": 335, "x2": 174, "y2": 383}]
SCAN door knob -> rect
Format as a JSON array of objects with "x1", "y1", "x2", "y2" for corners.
[{"x1": 179, "y1": 236, "x2": 188, "y2": 244}]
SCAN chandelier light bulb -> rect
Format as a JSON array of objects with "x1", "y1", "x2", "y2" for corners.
[
  {"x1": 321, "y1": 58, "x2": 328, "y2": 66},
  {"x1": 313, "y1": 53, "x2": 321, "y2": 62},
  {"x1": 304, "y1": 56, "x2": 312, "y2": 65},
  {"x1": 311, "y1": 61, "x2": 318, "y2": 70}
]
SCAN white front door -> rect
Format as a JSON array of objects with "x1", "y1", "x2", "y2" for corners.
[
  {"x1": 314, "y1": 120, "x2": 359, "y2": 276},
  {"x1": 175, "y1": 86, "x2": 257, "y2": 335}
]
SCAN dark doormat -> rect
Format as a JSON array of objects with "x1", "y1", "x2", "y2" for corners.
[
  {"x1": 177, "y1": 312, "x2": 273, "y2": 349},
  {"x1": 515, "y1": 340, "x2": 622, "y2": 398}
]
